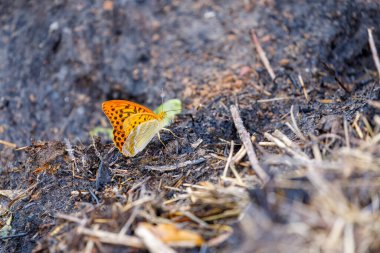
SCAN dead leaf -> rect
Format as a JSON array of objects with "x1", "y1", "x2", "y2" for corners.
[{"x1": 138, "y1": 223, "x2": 204, "y2": 247}]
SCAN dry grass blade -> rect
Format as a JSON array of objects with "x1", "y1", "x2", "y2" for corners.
[
  {"x1": 289, "y1": 105, "x2": 306, "y2": 141},
  {"x1": 264, "y1": 132, "x2": 309, "y2": 161},
  {"x1": 257, "y1": 97, "x2": 289, "y2": 103},
  {"x1": 230, "y1": 105, "x2": 269, "y2": 183},
  {"x1": 0, "y1": 140, "x2": 17, "y2": 149},
  {"x1": 344, "y1": 223, "x2": 355, "y2": 253},
  {"x1": 222, "y1": 141, "x2": 234, "y2": 178},
  {"x1": 344, "y1": 118, "x2": 351, "y2": 149},
  {"x1": 119, "y1": 206, "x2": 139, "y2": 235},
  {"x1": 368, "y1": 28, "x2": 380, "y2": 79},
  {"x1": 144, "y1": 158, "x2": 205, "y2": 172},
  {"x1": 55, "y1": 213, "x2": 87, "y2": 225},
  {"x1": 250, "y1": 30, "x2": 276, "y2": 80},
  {"x1": 298, "y1": 74, "x2": 310, "y2": 101},
  {"x1": 368, "y1": 100, "x2": 380, "y2": 109},
  {"x1": 77, "y1": 227, "x2": 144, "y2": 248}
]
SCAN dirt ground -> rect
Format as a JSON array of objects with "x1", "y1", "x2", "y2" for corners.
[{"x1": 1, "y1": 0, "x2": 380, "y2": 252}]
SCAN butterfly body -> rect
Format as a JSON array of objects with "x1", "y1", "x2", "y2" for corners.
[{"x1": 102, "y1": 100, "x2": 171, "y2": 157}]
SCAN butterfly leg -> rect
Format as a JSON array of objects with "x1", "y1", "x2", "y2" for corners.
[
  {"x1": 162, "y1": 128, "x2": 182, "y2": 139},
  {"x1": 157, "y1": 132, "x2": 166, "y2": 148}
]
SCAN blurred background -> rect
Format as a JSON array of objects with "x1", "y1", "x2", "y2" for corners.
[{"x1": 0, "y1": 0, "x2": 259, "y2": 145}]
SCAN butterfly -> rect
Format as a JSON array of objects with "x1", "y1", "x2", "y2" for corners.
[{"x1": 102, "y1": 99, "x2": 181, "y2": 157}]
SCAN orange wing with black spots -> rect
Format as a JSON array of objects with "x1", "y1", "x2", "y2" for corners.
[{"x1": 102, "y1": 100, "x2": 162, "y2": 156}]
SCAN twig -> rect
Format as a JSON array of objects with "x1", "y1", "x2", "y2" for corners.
[
  {"x1": 207, "y1": 230, "x2": 233, "y2": 247},
  {"x1": 230, "y1": 105, "x2": 269, "y2": 183},
  {"x1": 84, "y1": 235, "x2": 95, "y2": 253},
  {"x1": 227, "y1": 145, "x2": 247, "y2": 186},
  {"x1": 55, "y1": 213, "x2": 88, "y2": 226},
  {"x1": 298, "y1": 74, "x2": 310, "y2": 101},
  {"x1": 368, "y1": 100, "x2": 380, "y2": 109},
  {"x1": 0, "y1": 140, "x2": 17, "y2": 149},
  {"x1": 326, "y1": 218, "x2": 345, "y2": 249},
  {"x1": 77, "y1": 227, "x2": 144, "y2": 248},
  {"x1": 343, "y1": 119, "x2": 351, "y2": 149},
  {"x1": 64, "y1": 138, "x2": 77, "y2": 176},
  {"x1": 361, "y1": 115, "x2": 374, "y2": 137},
  {"x1": 220, "y1": 176, "x2": 247, "y2": 187},
  {"x1": 368, "y1": 28, "x2": 380, "y2": 79},
  {"x1": 183, "y1": 211, "x2": 210, "y2": 228},
  {"x1": 310, "y1": 135, "x2": 322, "y2": 161},
  {"x1": 119, "y1": 206, "x2": 140, "y2": 235},
  {"x1": 273, "y1": 129, "x2": 299, "y2": 149},
  {"x1": 129, "y1": 176, "x2": 151, "y2": 193},
  {"x1": 88, "y1": 188, "x2": 99, "y2": 205},
  {"x1": 210, "y1": 153, "x2": 250, "y2": 167},
  {"x1": 122, "y1": 196, "x2": 155, "y2": 212},
  {"x1": 0, "y1": 232, "x2": 28, "y2": 240},
  {"x1": 8, "y1": 183, "x2": 38, "y2": 208},
  {"x1": 264, "y1": 132, "x2": 309, "y2": 161},
  {"x1": 228, "y1": 163, "x2": 245, "y2": 186},
  {"x1": 352, "y1": 113, "x2": 364, "y2": 139},
  {"x1": 289, "y1": 105, "x2": 306, "y2": 141},
  {"x1": 95, "y1": 161, "x2": 104, "y2": 190},
  {"x1": 250, "y1": 30, "x2": 276, "y2": 80},
  {"x1": 257, "y1": 97, "x2": 289, "y2": 103},
  {"x1": 91, "y1": 135, "x2": 102, "y2": 161},
  {"x1": 222, "y1": 141, "x2": 234, "y2": 178},
  {"x1": 258, "y1": 141, "x2": 276, "y2": 146},
  {"x1": 144, "y1": 158, "x2": 205, "y2": 172},
  {"x1": 322, "y1": 62, "x2": 350, "y2": 93},
  {"x1": 232, "y1": 145, "x2": 247, "y2": 163},
  {"x1": 344, "y1": 223, "x2": 355, "y2": 253}
]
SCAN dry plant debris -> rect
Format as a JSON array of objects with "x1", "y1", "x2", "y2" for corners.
[{"x1": 20, "y1": 107, "x2": 380, "y2": 253}]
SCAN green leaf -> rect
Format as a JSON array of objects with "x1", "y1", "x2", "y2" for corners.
[
  {"x1": 0, "y1": 215, "x2": 12, "y2": 237},
  {"x1": 90, "y1": 127, "x2": 113, "y2": 139}
]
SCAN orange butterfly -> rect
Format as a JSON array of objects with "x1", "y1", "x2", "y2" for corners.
[{"x1": 102, "y1": 100, "x2": 177, "y2": 157}]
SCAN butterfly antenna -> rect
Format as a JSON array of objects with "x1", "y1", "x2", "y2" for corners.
[{"x1": 160, "y1": 88, "x2": 165, "y2": 113}]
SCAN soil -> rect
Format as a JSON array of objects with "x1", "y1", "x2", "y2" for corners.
[{"x1": 1, "y1": 0, "x2": 379, "y2": 252}]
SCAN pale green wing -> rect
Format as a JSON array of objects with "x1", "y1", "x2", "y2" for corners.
[
  {"x1": 120, "y1": 113, "x2": 159, "y2": 157},
  {"x1": 122, "y1": 119, "x2": 162, "y2": 157},
  {"x1": 134, "y1": 120, "x2": 163, "y2": 154}
]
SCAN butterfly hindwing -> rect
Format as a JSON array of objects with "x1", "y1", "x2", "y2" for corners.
[
  {"x1": 123, "y1": 119, "x2": 162, "y2": 157},
  {"x1": 120, "y1": 113, "x2": 161, "y2": 157},
  {"x1": 133, "y1": 120, "x2": 162, "y2": 154}
]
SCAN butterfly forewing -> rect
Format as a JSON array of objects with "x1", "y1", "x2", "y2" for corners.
[{"x1": 102, "y1": 100, "x2": 154, "y2": 124}]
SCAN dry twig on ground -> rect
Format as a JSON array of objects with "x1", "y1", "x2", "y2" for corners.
[{"x1": 230, "y1": 105, "x2": 269, "y2": 183}]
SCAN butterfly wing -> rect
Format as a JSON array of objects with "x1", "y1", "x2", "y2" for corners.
[
  {"x1": 122, "y1": 120, "x2": 162, "y2": 157},
  {"x1": 102, "y1": 100, "x2": 156, "y2": 153},
  {"x1": 121, "y1": 114, "x2": 163, "y2": 157},
  {"x1": 102, "y1": 100, "x2": 154, "y2": 124}
]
